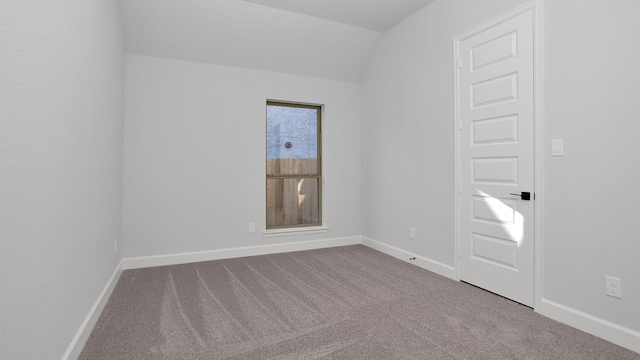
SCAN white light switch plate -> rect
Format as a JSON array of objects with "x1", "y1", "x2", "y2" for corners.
[{"x1": 552, "y1": 139, "x2": 564, "y2": 156}]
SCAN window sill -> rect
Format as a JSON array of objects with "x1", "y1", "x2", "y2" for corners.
[{"x1": 263, "y1": 226, "x2": 329, "y2": 238}]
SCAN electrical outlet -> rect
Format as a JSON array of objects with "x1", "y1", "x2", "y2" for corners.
[
  {"x1": 605, "y1": 276, "x2": 622, "y2": 299},
  {"x1": 409, "y1": 228, "x2": 416, "y2": 240},
  {"x1": 249, "y1": 223, "x2": 255, "y2": 233}
]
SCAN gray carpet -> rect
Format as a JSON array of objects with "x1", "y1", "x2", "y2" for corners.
[{"x1": 79, "y1": 245, "x2": 639, "y2": 359}]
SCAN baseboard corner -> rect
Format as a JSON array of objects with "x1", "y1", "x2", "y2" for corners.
[
  {"x1": 361, "y1": 236, "x2": 456, "y2": 280},
  {"x1": 61, "y1": 259, "x2": 124, "y2": 360}
]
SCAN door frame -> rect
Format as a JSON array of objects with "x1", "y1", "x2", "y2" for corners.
[{"x1": 453, "y1": 0, "x2": 544, "y2": 309}]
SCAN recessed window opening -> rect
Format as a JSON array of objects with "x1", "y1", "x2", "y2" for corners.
[{"x1": 266, "y1": 101, "x2": 322, "y2": 229}]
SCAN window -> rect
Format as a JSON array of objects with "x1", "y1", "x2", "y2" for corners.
[{"x1": 266, "y1": 101, "x2": 322, "y2": 229}]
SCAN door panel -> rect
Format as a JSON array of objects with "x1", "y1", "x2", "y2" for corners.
[
  {"x1": 471, "y1": 233, "x2": 519, "y2": 269},
  {"x1": 458, "y1": 8, "x2": 535, "y2": 307},
  {"x1": 472, "y1": 115, "x2": 518, "y2": 145},
  {"x1": 473, "y1": 196, "x2": 519, "y2": 223},
  {"x1": 472, "y1": 157, "x2": 519, "y2": 183},
  {"x1": 471, "y1": 31, "x2": 517, "y2": 71},
  {"x1": 471, "y1": 73, "x2": 518, "y2": 108}
]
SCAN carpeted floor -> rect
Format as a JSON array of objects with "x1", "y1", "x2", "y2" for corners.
[{"x1": 79, "y1": 245, "x2": 639, "y2": 359}]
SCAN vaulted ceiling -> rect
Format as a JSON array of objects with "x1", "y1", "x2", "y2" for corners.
[
  {"x1": 120, "y1": 0, "x2": 436, "y2": 82},
  {"x1": 238, "y1": 0, "x2": 437, "y2": 32}
]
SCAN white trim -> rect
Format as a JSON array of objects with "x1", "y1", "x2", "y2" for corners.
[
  {"x1": 452, "y1": 32, "x2": 462, "y2": 282},
  {"x1": 532, "y1": 0, "x2": 545, "y2": 311},
  {"x1": 263, "y1": 226, "x2": 329, "y2": 237},
  {"x1": 61, "y1": 260, "x2": 124, "y2": 360},
  {"x1": 64, "y1": 235, "x2": 640, "y2": 357},
  {"x1": 123, "y1": 236, "x2": 361, "y2": 270},
  {"x1": 537, "y1": 298, "x2": 640, "y2": 353},
  {"x1": 453, "y1": 0, "x2": 543, "y2": 306},
  {"x1": 361, "y1": 237, "x2": 456, "y2": 280}
]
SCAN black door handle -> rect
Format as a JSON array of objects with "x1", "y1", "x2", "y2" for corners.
[{"x1": 510, "y1": 192, "x2": 531, "y2": 201}]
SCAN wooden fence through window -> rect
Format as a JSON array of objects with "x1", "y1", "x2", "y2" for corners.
[{"x1": 266, "y1": 158, "x2": 319, "y2": 228}]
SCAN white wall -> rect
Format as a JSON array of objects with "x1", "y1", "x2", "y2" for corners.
[
  {"x1": 123, "y1": 54, "x2": 362, "y2": 258},
  {"x1": 543, "y1": 0, "x2": 639, "y2": 333},
  {"x1": 2, "y1": 0, "x2": 637, "y2": 357},
  {"x1": 362, "y1": 0, "x2": 639, "y2": 344},
  {"x1": 362, "y1": 0, "x2": 529, "y2": 271},
  {"x1": 0, "y1": 1, "x2": 124, "y2": 359}
]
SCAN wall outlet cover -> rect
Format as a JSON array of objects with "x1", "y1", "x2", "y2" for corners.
[{"x1": 605, "y1": 276, "x2": 622, "y2": 299}]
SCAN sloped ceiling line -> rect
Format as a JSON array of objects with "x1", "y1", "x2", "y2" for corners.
[{"x1": 121, "y1": 0, "x2": 435, "y2": 82}]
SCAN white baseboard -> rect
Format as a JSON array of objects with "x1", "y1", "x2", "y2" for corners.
[
  {"x1": 61, "y1": 260, "x2": 124, "y2": 360},
  {"x1": 537, "y1": 298, "x2": 640, "y2": 354},
  {"x1": 123, "y1": 236, "x2": 362, "y2": 270},
  {"x1": 64, "y1": 237, "x2": 639, "y2": 358},
  {"x1": 361, "y1": 236, "x2": 456, "y2": 280}
]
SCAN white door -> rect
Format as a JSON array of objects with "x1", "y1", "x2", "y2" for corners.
[{"x1": 457, "y1": 8, "x2": 536, "y2": 307}]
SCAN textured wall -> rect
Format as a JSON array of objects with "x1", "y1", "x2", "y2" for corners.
[
  {"x1": 0, "y1": 1, "x2": 124, "y2": 358},
  {"x1": 123, "y1": 55, "x2": 362, "y2": 258}
]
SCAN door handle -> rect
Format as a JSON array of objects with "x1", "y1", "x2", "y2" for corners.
[{"x1": 510, "y1": 192, "x2": 531, "y2": 201}]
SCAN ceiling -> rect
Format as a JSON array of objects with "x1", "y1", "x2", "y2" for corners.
[
  {"x1": 121, "y1": 0, "x2": 437, "y2": 82},
  {"x1": 238, "y1": 0, "x2": 437, "y2": 32}
]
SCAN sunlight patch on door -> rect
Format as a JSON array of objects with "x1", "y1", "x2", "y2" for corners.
[
  {"x1": 472, "y1": 195, "x2": 518, "y2": 224},
  {"x1": 476, "y1": 190, "x2": 524, "y2": 246}
]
